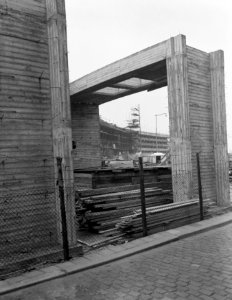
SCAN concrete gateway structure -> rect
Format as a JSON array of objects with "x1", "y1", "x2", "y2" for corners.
[
  {"x1": 70, "y1": 34, "x2": 229, "y2": 207},
  {"x1": 0, "y1": 0, "x2": 229, "y2": 264}
]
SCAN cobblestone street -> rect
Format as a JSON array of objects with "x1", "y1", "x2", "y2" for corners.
[{"x1": 2, "y1": 223, "x2": 232, "y2": 300}]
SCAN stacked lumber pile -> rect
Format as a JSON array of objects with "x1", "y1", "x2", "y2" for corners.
[
  {"x1": 155, "y1": 174, "x2": 172, "y2": 191},
  {"x1": 116, "y1": 199, "x2": 207, "y2": 237},
  {"x1": 76, "y1": 184, "x2": 173, "y2": 236},
  {"x1": 78, "y1": 182, "x2": 156, "y2": 198},
  {"x1": 74, "y1": 166, "x2": 172, "y2": 190}
]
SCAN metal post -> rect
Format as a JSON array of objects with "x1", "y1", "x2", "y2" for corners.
[
  {"x1": 138, "y1": 105, "x2": 142, "y2": 153},
  {"x1": 155, "y1": 115, "x2": 158, "y2": 153},
  {"x1": 139, "y1": 156, "x2": 148, "y2": 236},
  {"x1": 57, "y1": 157, "x2": 70, "y2": 260},
  {"x1": 196, "y1": 153, "x2": 204, "y2": 221}
]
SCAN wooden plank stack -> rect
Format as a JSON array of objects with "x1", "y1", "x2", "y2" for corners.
[
  {"x1": 116, "y1": 199, "x2": 207, "y2": 237},
  {"x1": 76, "y1": 183, "x2": 173, "y2": 235},
  {"x1": 74, "y1": 166, "x2": 172, "y2": 190},
  {"x1": 78, "y1": 182, "x2": 162, "y2": 198}
]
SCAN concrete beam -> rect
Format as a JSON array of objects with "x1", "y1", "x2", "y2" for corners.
[{"x1": 70, "y1": 41, "x2": 168, "y2": 96}]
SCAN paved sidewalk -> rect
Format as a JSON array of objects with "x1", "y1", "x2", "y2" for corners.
[{"x1": 1, "y1": 212, "x2": 232, "y2": 296}]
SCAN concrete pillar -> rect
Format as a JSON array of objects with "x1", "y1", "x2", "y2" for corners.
[
  {"x1": 71, "y1": 102, "x2": 102, "y2": 170},
  {"x1": 46, "y1": 0, "x2": 77, "y2": 245},
  {"x1": 210, "y1": 50, "x2": 230, "y2": 206},
  {"x1": 166, "y1": 35, "x2": 193, "y2": 202}
]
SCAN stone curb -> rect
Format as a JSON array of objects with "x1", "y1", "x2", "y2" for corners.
[{"x1": 1, "y1": 212, "x2": 232, "y2": 296}]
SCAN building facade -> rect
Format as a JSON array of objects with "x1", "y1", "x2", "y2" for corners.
[
  {"x1": 100, "y1": 120, "x2": 169, "y2": 160},
  {"x1": 100, "y1": 120, "x2": 137, "y2": 160},
  {"x1": 140, "y1": 131, "x2": 169, "y2": 155}
]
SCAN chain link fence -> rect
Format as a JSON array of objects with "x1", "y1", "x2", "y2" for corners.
[
  {"x1": 74, "y1": 152, "x2": 208, "y2": 244},
  {"x1": 1, "y1": 152, "x2": 212, "y2": 277},
  {"x1": 0, "y1": 158, "x2": 80, "y2": 279},
  {"x1": 0, "y1": 187, "x2": 60, "y2": 278}
]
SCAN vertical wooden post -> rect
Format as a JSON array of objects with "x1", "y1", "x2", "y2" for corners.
[
  {"x1": 166, "y1": 35, "x2": 192, "y2": 202},
  {"x1": 139, "y1": 157, "x2": 147, "y2": 237},
  {"x1": 46, "y1": 0, "x2": 77, "y2": 245},
  {"x1": 210, "y1": 51, "x2": 230, "y2": 207}
]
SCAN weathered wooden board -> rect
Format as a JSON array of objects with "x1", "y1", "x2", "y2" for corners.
[
  {"x1": 116, "y1": 200, "x2": 205, "y2": 236},
  {"x1": 77, "y1": 184, "x2": 173, "y2": 233}
]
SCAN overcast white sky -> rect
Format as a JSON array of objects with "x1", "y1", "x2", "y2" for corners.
[{"x1": 65, "y1": 0, "x2": 232, "y2": 150}]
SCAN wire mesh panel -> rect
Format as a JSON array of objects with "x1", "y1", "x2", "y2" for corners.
[
  {"x1": 192, "y1": 151, "x2": 217, "y2": 203},
  {"x1": 0, "y1": 187, "x2": 64, "y2": 278},
  {"x1": 0, "y1": 152, "x2": 211, "y2": 277}
]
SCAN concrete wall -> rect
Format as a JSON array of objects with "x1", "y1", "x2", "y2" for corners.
[
  {"x1": 187, "y1": 46, "x2": 217, "y2": 202},
  {"x1": 186, "y1": 46, "x2": 229, "y2": 205},
  {"x1": 0, "y1": 0, "x2": 54, "y2": 191},
  {"x1": 0, "y1": 0, "x2": 76, "y2": 254},
  {"x1": 210, "y1": 51, "x2": 230, "y2": 206},
  {"x1": 71, "y1": 103, "x2": 102, "y2": 169},
  {"x1": 167, "y1": 35, "x2": 229, "y2": 205}
]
